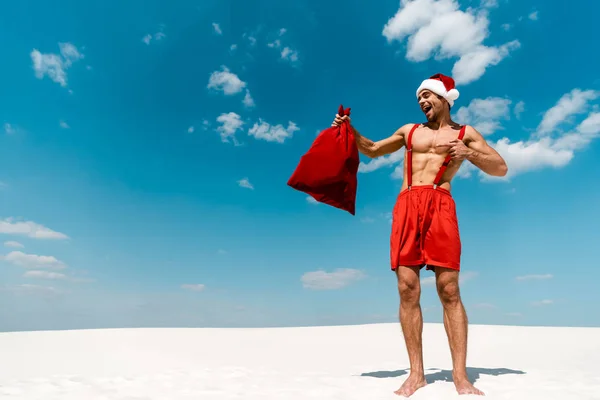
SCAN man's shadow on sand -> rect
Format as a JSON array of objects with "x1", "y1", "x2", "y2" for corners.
[{"x1": 360, "y1": 367, "x2": 525, "y2": 384}]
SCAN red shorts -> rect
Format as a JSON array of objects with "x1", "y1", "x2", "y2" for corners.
[{"x1": 390, "y1": 185, "x2": 461, "y2": 271}]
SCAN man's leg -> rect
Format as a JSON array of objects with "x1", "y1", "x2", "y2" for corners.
[
  {"x1": 394, "y1": 266, "x2": 427, "y2": 397},
  {"x1": 435, "y1": 267, "x2": 484, "y2": 396}
]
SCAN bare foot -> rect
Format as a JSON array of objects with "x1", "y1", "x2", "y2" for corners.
[
  {"x1": 394, "y1": 374, "x2": 427, "y2": 397},
  {"x1": 454, "y1": 378, "x2": 485, "y2": 396}
]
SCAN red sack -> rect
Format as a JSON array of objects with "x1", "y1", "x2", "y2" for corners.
[{"x1": 287, "y1": 105, "x2": 359, "y2": 215}]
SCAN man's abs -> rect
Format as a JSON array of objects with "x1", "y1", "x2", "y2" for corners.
[
  {"x1": 399, "y1": 124, "x2": 466, "y2": 191},
  {"x1": 399, "y1": 152, "x2": 464, "y2": 189}
]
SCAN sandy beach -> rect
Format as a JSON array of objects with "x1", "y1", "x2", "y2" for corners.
[{"x1": 0, "y1": 322, "x2": 598, "y2": 399}]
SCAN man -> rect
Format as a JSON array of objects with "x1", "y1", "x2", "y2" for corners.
[{"x1": 332, "y1": 73, "x2": 507, "y2": 397}]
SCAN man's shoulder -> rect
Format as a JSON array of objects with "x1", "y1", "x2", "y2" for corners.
[
  {"x1": 461, "y1": 124, "x2": 482, "y2": 138},
  {"x1": 394, "y1": 123, "x2": 422, "y2": 136}
]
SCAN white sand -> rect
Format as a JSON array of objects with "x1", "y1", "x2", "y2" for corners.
[{"x1": 0, "y1": 323, "x2": 599, "y2": 399}]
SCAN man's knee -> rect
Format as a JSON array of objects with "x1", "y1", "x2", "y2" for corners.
[
  {"x1": 437, "y1": 278, "x2": 461, "y2": 306},
  {"x1": 397, "y1": 267, "x2": 421, "y2": 305}
]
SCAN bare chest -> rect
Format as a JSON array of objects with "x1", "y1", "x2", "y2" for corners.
[{"x1": 409, "y1": 126, "x2": 464, "y2": 155}]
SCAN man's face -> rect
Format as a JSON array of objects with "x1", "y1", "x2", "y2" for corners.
[{"x1": 418, "y1": 90, "x2": 447, "y2": 121}]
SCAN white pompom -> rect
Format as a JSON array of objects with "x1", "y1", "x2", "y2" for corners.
[{"x1": 447, "y1": 88, "x2": 460, "y2": 100}]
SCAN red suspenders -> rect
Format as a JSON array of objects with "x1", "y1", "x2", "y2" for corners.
[
  {"x1": 406, "y1": 124, "x2": 419, "y2": 189},
  {"x1": 406, "y1": 124, "x2": 466, "y2": 190}
]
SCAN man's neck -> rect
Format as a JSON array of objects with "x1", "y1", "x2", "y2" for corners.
[{"x1": 426, "y1": 113, "x2": 457, "y2": 130}]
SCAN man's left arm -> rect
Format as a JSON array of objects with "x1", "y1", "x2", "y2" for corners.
[{"x1": 463, "y1": 125, "x2": 508, "y2": 177}]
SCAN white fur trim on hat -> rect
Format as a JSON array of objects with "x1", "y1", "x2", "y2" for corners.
[{"x1": 416, "y1": 79, "x2": 460, "y2": 107}]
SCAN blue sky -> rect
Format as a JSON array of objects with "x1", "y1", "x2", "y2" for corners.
[{"x1": 0, "y1": 0, "x2": 599, "y2": 332}]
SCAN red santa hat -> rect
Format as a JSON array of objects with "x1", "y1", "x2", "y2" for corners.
[{"x1": 416, "y1": 73, "x2": 460, "y2": 107}]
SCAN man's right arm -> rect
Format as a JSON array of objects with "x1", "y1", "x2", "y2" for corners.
[{"x1": 352, "y1": 124, "x2": 410, "y2": 159}]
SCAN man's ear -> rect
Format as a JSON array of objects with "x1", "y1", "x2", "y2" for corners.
[{"x1": 436, "y1": 94, "x2": 451, "y2": 111}]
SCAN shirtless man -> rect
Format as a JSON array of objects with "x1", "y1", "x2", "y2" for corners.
[{"x1": 332, "y1": 73, "x2": 508, "y2": 397}]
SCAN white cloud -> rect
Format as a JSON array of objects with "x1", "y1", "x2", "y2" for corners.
[
  {"x1": 1, "y1": 251, "x2": 67, "y2": 270},
  {"x1": 30, "y1": 42, "x2": 83, "y2": 87},
  {"x1": 578, "y1": 111, "x2": 600, "y2": 134},
  {"x1": 306, "y1": 196, "x2": 319, "y2": 205},
  {"x1": 301, "y1": 268, "x2": 366, "y2": 290},
  {"x1": 4, "y1": 241, "x2": 24, "y2": 248},
  {"x1": 383, "y1": 212, "x2": 393, "y2": 224},
  {"x1": 516, "y1": 274, "x2": 553, "y2": 281},
  {"x1": 452, "y1": 41, "x2": 520, "y2": 85},
  {"x1": 528, "y1": 11, "x2": 539, "y2": 21},
  {"x1": 563, "y1": 111, "x2": 600, "y2": 149},
  {"x1": 237, "y1": 178, "x2": 254, "y2": 190},
  {"x1": 536, "y1": 89, "x2": 598, "y2": 135},
  {"x1": 455, "y1": 161, "x2": 476, "y2": 179},
  {"x1": 248, "y1": 119, "x2": 299, "y2": 143},
  {"x1": 30, "y1": 49, "x2": 66, "y2": 84},
  {"x1": 454, "y1": 97, "x2": 512, "y2": 135},
  {"x1": 513, "y1": 101, "x2": 525, "y2": 119},
  {"x1": 480, "y1": 0, "x2": 498, "y2": 7},
  {"x1": 212, "y1": 23, "x2": 222, "y2": 35},
  {"x1": 58, "y1": 43, "x2": 82, "y2": 63},
  {"x1": 24, "y1": 270, "x2": 68, "y2": 280},
  {"x1": 458, "y1": 89, "x2": 600, "y2": 182},
  {"x1": 382, "y1": 0, "x2": 520, "y2": 84},
  {"x1": 207, "y1": 66, "x2": 247, "y2": 95},
  {"x1": 187, "y1": 126, "x2": 194, "y2": 133},
  {"x1": 267, "y1": 28, "x2": 299, "y2": 65},
  {"x1": 501, "y1": 23, "x2": 512, "y2": 31},
  {"x1": 230, "y1": 44, "x2": 238, "y2": 52},
  {"x1": 4, "y1": 123, "x2": 16, "y2": 135},
  {"x1": 1, "y1": 284, "x2": 61, "y2": 296},
  {"x1": 531, "y1": 299, "x2": 553, "y2": 307},
  {"x1": 23, "y1": 269, "x2": 92, "y2": 283},
  {"x1": 359, "y1": 149, "x2": 405, "y2": 174},
  {"x1": 393, "y1": 163, "x2": 405, "y2": 179},
  {"x1": 142, "y1": 25, "x2": 166, "y2": 45},
  {"x1": 268, "y1": 39, "x2": 281, "y2": 48},
  {"x1": 489, "y1": 109, "x2": 600, "y2": 181},
  {"x1": 59, "y1": 120, "x2": 70, "y2": 129},
  {"x1": 243, "y1": 89, "x2": 255, "y2": 108},
  {"x1": 421, "y1": 276, "x2": 436, "y2": 286},
  {"x1": 0, "y1": 218, "x2": 68, "y2": 239},
  {"x1": 207, "y1": 66, "x2": 255, "y2": 108},
  {"x1": 281, "y1": 47, "x2": 299, "y2": 63},
  {"x1": 490, "y1": 137, "x2": 573, "y2": 179},
  {"x1": 243, "y1": 32, "x2": 257, "y2": 46},
  {"x1": 215, "y1": 112, "x2": 244, "y2": 144},
  {"x1": 459, "y1": 271, "x2": 479, "y2": 284},
  {"x1": 181, "y1": 284, "x2": 206, "y2": 292}
]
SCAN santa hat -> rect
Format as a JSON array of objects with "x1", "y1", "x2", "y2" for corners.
[{"x1": 416, "y1": 73, "x2": 460, "y2": 107}]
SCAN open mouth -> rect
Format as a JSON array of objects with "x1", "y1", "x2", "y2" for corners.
[{"x1": 422, "y1": 104, "x2": 432, "y2": 115}]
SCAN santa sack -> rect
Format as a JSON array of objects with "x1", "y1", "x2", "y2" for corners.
[{"x1": 287, "y1": 104, "x2": 359, "y2": 215}]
